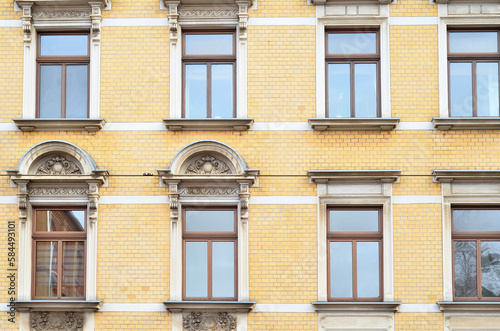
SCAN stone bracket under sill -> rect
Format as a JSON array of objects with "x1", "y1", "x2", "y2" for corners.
[
  {"x1": 432, "y1": 117, "x2": 500, "y2": 131},
  {"x1": 163, "y1": 301, "x2": 256, "y2": 313},
  {"x1": 438, "y1": 302, "x2": 500, "y2": 313},
  {"x1": 309, "y1": 118, "x2": 400, "y2": 131},
  {"x1": 163, "y1": 118, "x2": 254, "y2": 131},
  {"x1": 12, "y1": 119, "x2": 106, "y2": 132},
  {"x1": 15, "y1": 300, "x2": 102, "y2": 312},
  {"x1": 312, "y1": 301, "x2": 401, "y2": 313}
]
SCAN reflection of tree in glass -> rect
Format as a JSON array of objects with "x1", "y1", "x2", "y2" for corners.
[
  {"x1": 481, "y1": 241, "x2": 500, "y2": 297},
  {"x1": 454, "y1": 241, "x2": 477, "y2": 297}
]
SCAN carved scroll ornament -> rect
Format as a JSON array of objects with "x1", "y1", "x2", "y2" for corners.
[
  {"x1": 36, "y1": 156, "x2": 82, "y2": 175},
  {"x1": 30, "y1": 312, "x2": 84, "y2": 331},
  {"x1": 183, "y1": 312, "x2": 236, "y2": 331},
  {"x1": 185, "y1": 155, "x2": 232, "y2": 175}
]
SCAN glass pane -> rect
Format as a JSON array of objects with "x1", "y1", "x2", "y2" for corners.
[
  {"x1": 212, "y1": 242, "x2": 235, "y2": 298},
  {"x1": 185, "y1": 210, "x2": 235, "y2": 232},
  {"x1": 36, "y1": 210, "x2": 85, "y2": 232},
  {"x1": 212, "y1": 64, "x2": 233, "y2": 118},
  {"x1": 39, "y1": 65, "x2": 62, "y2": 118},
  {"x1": 185, "y1": 34, "x2": 233, "y2": 55},
  {"x1": 185, "y1": 242, "x2": 208, "y2": 298},
  {"x1": 477, "y1": 62, "x2": 499, "y2": 116},
  {"x1": 185, "y1": 64, "x2": 207, "y2": 118},
  {"x1": 330, "y1": 241, "x2": 353, "y2": 298},
  {"x1": 40, "y1": 35, "x2": 88, "y2": 56},
  {"x1": 357, "y1": 242, "x2": 380, "y2": 298},
  {"x1": 453, "y1": 209, "x2": 500, "y2": 232},
  {"x1": 328, "y1": 63, "x2": 350, "y2": 118},
  {"x1": 66, "y1": 65, "x2": 88, "y2": 118},
  {"x1": 35, "y1": 241, "x2": 58, "y2": 298},
  {"x1": 62, "y1": 242, "x2": 85, "y2": 298},
  {"x1": 450, "y1": 62, "x2": 473, "y2": 116},
  {"x1": 454, "y1": 241, "x2": 477, "y2": 297},
  {"x1": 328, "y1": 33, "x2": 377, "y2": 54},
  {"x1": 354, "y1": 63, "x2": 378, "y2": 117},
  {"x1": 481, "y1": 241, "x2": 500, "y2": 297},
  {"x1": 449, "y1": 32, "x2": 498, "y2": 53},
  {"x1": 330, "y1": 210, "x2": 379, "y2": 232}
]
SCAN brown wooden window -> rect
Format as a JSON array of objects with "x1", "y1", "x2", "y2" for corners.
[
  {"x1": 327, "y1": 207, "x2": 383, "y2": 301},
  {"x1": 182, "y1": 207, "x2": 237, "y2": 301},
  {"x1": 452, "y1": 207, "x2": 500, "y2": 300},
  {"x1": 182, "y1": 31, "x2": 236, "y2": 119},
  {"x1": 32, "y1": 208, "x2": 86, "y2": 300},
  {"x1": 448, "y1": 29, "x2": 500, "y2": 117},
  {"x1": 326, "y1": 30, "x2": 380, "y2": 118},
  {"x1": 36, "y1": 33, "x2": 90, "y2": 119}
]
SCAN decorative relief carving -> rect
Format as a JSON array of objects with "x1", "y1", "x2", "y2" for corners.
[
  {"x1": 178, "y1": 187, "x2": 239, "y2": 195},
  {"x1": 32, "y1": 10, "x2": 91, "y2": 19},
  {"x1": 183, "y1": 312, "x2": 236, "y2": 331},
  {"x1": 30, "y1": 312, "x2": 84, "y2": 331},
  {"x1": 28, "y1": 188, "x2": 89, "y2": 196},
  {"x1": 167, "y1": 2, "x2": 180, "y2": 42},
  {"x1": 36, "y1": 156, "x2": 82, "y2": 175},
  {"x1": 87, "y1": 182, "x2": 99, "y2": 223},
  {"x1": 90, "y1": 4, "x2": 103, "y2": 42},
  {"x1": 237, "y1": 1, "x2": 250, "y2": 40},
  {"x1": 179, "y1": 9, "x2": 239, "y2": 17},
  {"x1": 168, "y1": 181, "x2": 180, "y2": 221},
  {"x1": 238, "y1": 181, "x2": 250, "y2": 220},
  {"x1": 17, "y1": 180, "x2": 29, "y2": 223},
  {"x1": 20, "y1": 3, "x2": 33, "y2": 43},
  {"x1": 185, "y1": 155, "x2": 232, "y2": 175}
]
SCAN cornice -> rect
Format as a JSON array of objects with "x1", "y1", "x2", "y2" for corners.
[
  {"x1": 15, "y1": 0, "x2": 110, "y2": 9},
  {"x1": 312, "y1": 301, "x2": 401, "y2": 312},
  {"x1": 438, "y1": 301, "x2": 500, "y2": 313},
  {"x1": 432, "y1": 117, "x2": 500, "y2": 131},
  {"x1": 308, "y1": 170, "x2": 401, "y2": 184},
  {"x1": 311, "y1": 0, "x2": 393, "y2": 4},
  {"x1": 432, "y1": 170, "x2": 500, "y2": 183},
  {"x1": 12, "y1": 118, "x2": 106, "y2": 132},
  {"x1": 163, "y1": 118, "x2": 253, "y2": 131},
  {"x1": 163, "y1": 301, "x2": 256, "y2": 313},
  {"x1": 15, "y1": 300, "x2": 102, "y2": 312},
  {"x1": 308, "y1": 118, "x2": 400, "y2": 131}
]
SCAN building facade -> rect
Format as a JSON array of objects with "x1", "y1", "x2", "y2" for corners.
[{"x1": 1, "y1": 0, "x2": 500, "y2": 330}]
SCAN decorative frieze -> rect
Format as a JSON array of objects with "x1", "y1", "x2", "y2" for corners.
[
  {"x1": 36, "y1": 156, "x2": 82, "y2": 175},
  {"x1": 179, "y1": 187, "x2": 240, "y2": 195},
  {"x1": 179, "y1": 9, "x2": 239, "y2": 17},
  {"x1": 186, "y1": 155, "x2": 232, "y2": 175},
  {"x1": 28, "y1": 187, "x2": 89, "y2": 196},
  {"x1": 32, "y1": 10, "x2": 91, "y2": 19},
  {"x1": 183, "y1": 312, "x2": 236, "y2": 331},
  {"x1": 30, "y1": 312, "x2": 84, "y2": 331}
]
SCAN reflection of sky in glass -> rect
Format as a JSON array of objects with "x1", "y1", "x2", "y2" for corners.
[
  {"x1": 328, "y1": 63, "x2": 350, "y2": 117},
  {"x1": 481, "y1": 241, "x2": 500, "y2": 297},
  {"x1": 454, "y1": 241, "x2": 477, "y2": 297},
  {"x1": 477, "y1": 62, "x2": 499, "y2": 116},
  {"x1": 212, "y1": 64, "x2": 233, "y2": 118},
  {"x1": 330, "y1": 210, "x2": 379, "y2": 232},
  {"x1": 355, "y1": 63, "x2": 377, "y2": 117},
  {"x1": 357, "y1": 242, "x2": 379, "y2": 297},
  {"x1": 66, "y1": 65, "x2": 88, "y2": 118},
  {"x1": 453, "y1": 209, "x2": 500, "y2": 232},
  {"x1": 185, "y1": 65, "x2": 207, "y2": 118},
  {"x1": 185, "y1": 241, "x2": 208, "y2": 297},
  {"x1": 186, "y1": 210, "x2": 234, "y2": 232},
  {"x1": 212, "y1": 242, "x2": 234, "y2": 297},
  {"x1": 70, "y1": 210, "x2": 86, "y2": 230},
  {"x1": 450, "y1": 63, "x2": 473, "y2": 116},
  {"x1": 41, "y1": 35, "x2": 88, "y2": 56},
  {"x1": 185, "y1": 34, "x2": 233, "y2": 55},
  {"x1": 330, "y1": 241, "x2": 352, "y2": 298},
  {"x1": 328, "y1": 33, "x2": 377, "y2": 54},
  {"x1": 450, "y1": 32, "x2": 498, "y2": 53},
  {"x1": 40, "y1": 65, "x2": 62, "y2": 118}
]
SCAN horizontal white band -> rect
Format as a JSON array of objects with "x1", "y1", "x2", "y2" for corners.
[
  {"x1": 398, "y1": 303, "x2": 440, "y2": 313},
  {"x1": 100, "y1": 303, "x2": 165, "y2": 312},
  {"x1": 395, "y1": 122, "x2": 435, "y2": 131},
  {"x1": 0, "y1": 20, "x2": 22, "y2": 28},
  {"x1": 101, "y1": 122, "x2": 166, "y2": 131},
  {"x1": 251, "y1": 122, "x2": 312, "y2": 131},
  {"x1": 253, "y1": 304, "x2": 315, "y2": 313}
]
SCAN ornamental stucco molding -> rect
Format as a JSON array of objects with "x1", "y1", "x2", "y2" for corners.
[
  {"x1": 32, "y1": 10, "x2": 91, "y2": 19},
  {"x1": 30, "y1": 312, "x2": 84, "y2": 331},
  {"x1": 28, "y1": 187, "x2": 89, "y2": 196},
  {"x1": 186, "y1": 155, "x2": 233, "y2": 175},
  {"x1": 36, "y1": 155, "x2": 83, "y2": 175},
  {"x1": 179, "y1": 9, "x2": 239, "y2": 17},
  {"x1": 183, "y1": 312, "x2": 236, "y2": 331},
  {"x1": 178, "y1": 187, "x2": 240, "y2": 195}
]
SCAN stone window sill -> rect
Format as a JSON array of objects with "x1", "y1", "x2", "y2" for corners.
[
  {"x1": 163, "y1": 301, "x2": 256, "y2": 313},
  {"x1": 312, "y1": 301, "x2": 401, "y2": 313},
  {"x1": 311, "y1": 0, "x2": 393, "y2": 4},
  {"x1": 12, "y1": 119, "x2": 106, "y2": 132},
  {"x1": 438, "y1": 301, "x2": 500, "y2": 313},
  {"x1": 15, "y1": 300, "x2": 102, "y2": 312},
  {"x1": 309, "y1": 118, "x2": 400, "y2": 131},
  {"x1": 432, "y1": 117, "x2": 500, "y2": 131},
  {"x1": 163, "y1": 119, "x2": 253, "y2": 131}
]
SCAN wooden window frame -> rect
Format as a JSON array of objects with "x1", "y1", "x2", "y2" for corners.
[
  {"x1": 447, "y1": 28, "x2": 500, "y2": 117},
  {"x1": 182, "y1": 207, "x2": 238, "y2": 301},
  {"x1": 36, "y1": 32, "x2": 90, "y2": 119},
  {"x1": 325, "y1": 29, "x2": 381, "y2": 118},
  {"x1": 451, "y1": 206, "x2": 500, "y2": 301},
  {"x1": 32, "y1": 207, "x2": 87, "y2": 300},
  {"x1": 182, "y1": 30, "x2": 237, "y2": 119},
  {"x1": 327, "y1": 206, "x2": 383, "y2": 302}
]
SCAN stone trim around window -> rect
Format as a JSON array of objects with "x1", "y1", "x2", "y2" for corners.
[
  {"x1": 433, "y1": 118, "x2": 500, "y2": 130},
  {"x1": 309, "y1": 118, "x2": 400, "y2": 131},
  {"x1": 163, "y1": 301, "x2": 256, "y2": 313},
  {"x1": 311, "y1": 0, "x2": 393, "y2": 4},
  {"x1": 12, "y1": 118, "x2": 106, "y2": 132},
  {"x1": 312, "y1": 301, "x2": 401, "y2": 313},
  {"x1": 14, "y1": 0, "x2": 109, "y2": 131},
  {"x1": 163, "y1": 118, "x2": 253, "y2": 131}
]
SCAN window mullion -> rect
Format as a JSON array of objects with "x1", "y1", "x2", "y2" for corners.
[
  {"x1": 472, "y1": 61, "x2": 477, "y2": 117},
  {"x1": 352, "y1": 240, "x2": 357, "y2": 300},
  {"x1": 207, "y1": 63, "x2": 212, "y2": 118},
  {"x1": 476, "y1": 239, "x2": 482, "y2": 299},
  {"x1": 58, "y1": 240, "x2": 63, "y2": 299},
  {"x1": 350, "y1": 63, "x2": 355, "y2": 118},
  {"x1": 208, "y1": 239, "x2": 213, "y2": 299},
  {"x1": 61, "y1": 63, "x2": 67, "y2": 118}
]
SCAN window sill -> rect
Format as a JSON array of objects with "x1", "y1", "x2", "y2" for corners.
[
  {"x1": 311, "y1": 0, "x2": 393, "y2": 4},
  {"x1": 163, "y1": 118, "x2": 253, "y2": 131},
  {"x1": 163, "y1": 301, "x2": 256, "y2": 313},
  {"x1": 309, "y1": 118, "x2": 400, "y2": 131},
  {"x1": 438, "y1": 302, "x2": 500, "y2": 313},
  {"x1": 432, "y1": 117, "x2": 500, "y2": 131},
  {"x1": 15, "y1": 300, "x2": 102, "y2": 312},
  {"x1": 312, "y1": 301, "x2": 401, "y2": 313},
  {"x1": 12, "y1": 119, "x2": 106, "y2": 132}
]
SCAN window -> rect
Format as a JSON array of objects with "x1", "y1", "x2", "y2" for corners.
[
  {"x1": 183, "y1": 208, "x2": 237, "y2": 300},
  {"x1": 33, "y1": 208, "x2": 86, "y2": 300},
  {"x1": 448, "y1": 30, "x2": 500, "y2": 117},
  {"x1": 182, "y1": 31, "x2": 236, "y2": 119},
  {"x1": 326, "y1": 30, "x2": 380, "y2": 118},
  {"x1": 452, "y1": 207, "x2": 500, "y2": 300},
  {"x1": 37, "y1": 33, "x2": 90, "y2": 119},
  {"x1": 327, "y1": 207, "x2": 383, "y2": 301}
]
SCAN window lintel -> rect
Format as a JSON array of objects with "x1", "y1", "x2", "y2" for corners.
[
  {"x1": 433, "y1": 170, "x2": 500, "y2": 183},
  {"x1": 308, "y1": 170, "x2": 401, "y2": 184}
]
